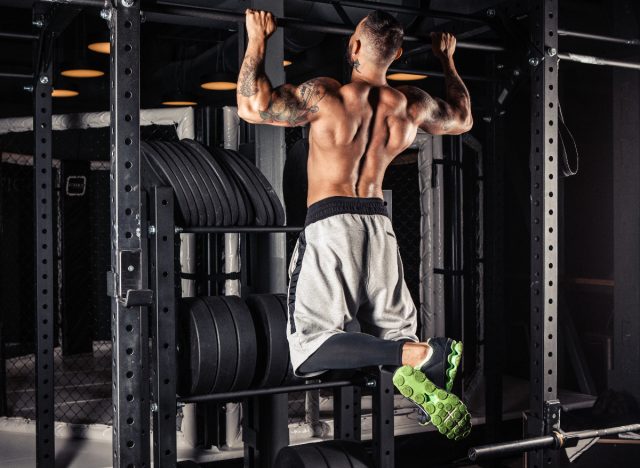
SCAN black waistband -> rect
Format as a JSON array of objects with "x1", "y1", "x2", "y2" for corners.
[{"x1": 305, "y1": 196, "x2": 388, "y2": 226}]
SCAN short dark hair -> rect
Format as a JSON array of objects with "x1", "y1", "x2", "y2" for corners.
[{"x1": 362, "y1": 10, "x2": 404, "y2": 63}]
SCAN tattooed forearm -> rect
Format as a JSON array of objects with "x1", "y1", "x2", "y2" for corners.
[
  {"x1": 259, "y1": 79, "x2": 326, "y2": 126},
  {"x1": 443, "y1": 66, "x2": 470, "y2": 112},
  {"x1": 238, "y1": 56, "x2": 261, "y2": 97}
]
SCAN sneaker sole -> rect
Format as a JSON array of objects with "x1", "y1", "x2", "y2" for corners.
[
  {"x1": 445, "y1": 340, "x2": 463, "y2": 393},
  {"x1": 393, "y1": 366, "x2": 471, "y2": 441}
]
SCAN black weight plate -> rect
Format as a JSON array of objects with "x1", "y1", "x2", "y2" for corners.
[
  {"x1": 274, "y1": 445, "x2": 328, "y2": 468},
  {"x1": 274, "y1": 293, "x2": 298, "y2": 385},
  {"x1": 221, "y1": 296, "x2": 258, "y2": 391},
  {"x1": 324, "y1": 441, "x2": 373, "y2": 468},
  {"x1": 143, "y1": 142, "x2": 191, "y2": 226},
  {"x1": 167, "y1": 141, "x2": 219, "y2": 227},
  {"x1": 246, "y1": 294, "x2": 289, "y2": 388},
  {"x1": 216, "y1": 149, "x2": 270, "y2": 226},
  {"x1": 211, "y1": 148, "x2": 253, "y2": 226},
  {"x1": 152, "y1": 141, "x2": 206, "y2": 227},
  {"x1": 315, "y1": 443, "x2": 352, "y2": 468},
  {"x1": 182, "y1": 139, "x2": 241, "y2": 226},
  {"x1": 177, "y1": 141, "x2": 230, "y2": 226},
  {"x1": 141, "y1": 144, "x2": 165, "y2": 189},
  {"x1": 178, "y1": 298, "x2": 218, "y2": 396},
  {"x1": 226, "y1": 148, "x2": 286, "y2": 226},
  {"x1": 223, "y1": 149, "x2": 275, "y2": 226},
  {"x1": 201, "y1": 296, "x2": 238, "y2": 393}
]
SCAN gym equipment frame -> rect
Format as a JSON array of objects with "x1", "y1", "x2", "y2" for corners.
[{"x1": 20, "y1": 0, "x2": 640, "y2": 466}]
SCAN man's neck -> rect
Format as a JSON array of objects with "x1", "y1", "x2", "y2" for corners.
[{"x1": 349, "y1": 60, "x2": 388, "y2": 86}]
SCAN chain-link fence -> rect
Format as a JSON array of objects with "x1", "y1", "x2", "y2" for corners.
[{"x1": 0, "y1": 124, "x2": 178, "y2": 425}]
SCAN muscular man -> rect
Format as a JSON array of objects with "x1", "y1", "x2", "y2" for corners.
[{"x1": 237, "y1": 9, "x2": 472, "y2": 440}]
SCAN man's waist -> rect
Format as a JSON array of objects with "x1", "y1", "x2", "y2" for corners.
[{"x1": 305, "y1": 196, "x2": 388, "y2": 226}]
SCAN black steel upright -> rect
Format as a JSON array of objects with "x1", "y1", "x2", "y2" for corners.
[
  {"x1": 150, "y1": 187, "x2": 178, "y2": 467},
  {"x1": 33, "y1": 22, "x2": 55, "y2": 468},
  {"x1": 108, "y1": 1, "x2": 150, "y2": 466},
  {"x1": 528, "y1": 0, "x2": 559, "y2": 467}
]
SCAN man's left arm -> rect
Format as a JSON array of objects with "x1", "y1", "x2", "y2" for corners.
[{"x1": 236, "y1": 9, "x2": 335, "y2": 127}]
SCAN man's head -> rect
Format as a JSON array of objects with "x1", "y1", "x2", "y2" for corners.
[{"x1": 347, "y1": 10, "x2": 404, "y2": 69}]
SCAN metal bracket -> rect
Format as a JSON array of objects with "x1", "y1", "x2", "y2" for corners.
[
  {"x1": 112, "y1": 249, "x2": 153, "y2": 306},
  {"x1": 544, "y1": 399, "x2": 562, "y2": 433}
]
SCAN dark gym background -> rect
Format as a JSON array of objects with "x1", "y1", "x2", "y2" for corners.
[{"x1": 1, "y1": 0, "x2": 640, "y2": 467}]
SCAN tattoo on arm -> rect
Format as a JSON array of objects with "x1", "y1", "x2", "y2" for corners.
[
  {"x1": 259, "y1": 79, "x2": 327, "y2": 126},
  {"x1": 238, "y1": 55, "x2": 262, "y2": 97}
]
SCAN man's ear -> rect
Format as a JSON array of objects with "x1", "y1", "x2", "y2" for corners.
[
  {"x1": 353, "y1": 38, "x2": 362, "y2": 55},
  {"x1": 394, "y1": 47, "x2": 403, "y2": 61}
]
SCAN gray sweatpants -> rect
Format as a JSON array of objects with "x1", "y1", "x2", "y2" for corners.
[{"x1": 286, "y1": 196, "x2": 418, "y2": 376}]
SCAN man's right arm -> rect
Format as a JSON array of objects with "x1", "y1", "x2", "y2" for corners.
[{"x1": 398, "y1": 32, "x2": 473, "y2": 135}]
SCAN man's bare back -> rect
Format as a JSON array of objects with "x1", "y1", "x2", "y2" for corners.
[{"x1": 237, "y1": 9, "x2": 472, "y2": 206}]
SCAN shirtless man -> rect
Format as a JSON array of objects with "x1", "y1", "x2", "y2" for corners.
[{"x1": 237, "y1": 9, "x2": 473, "y2": 440}]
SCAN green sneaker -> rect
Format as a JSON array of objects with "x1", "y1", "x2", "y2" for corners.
[
  {"x1": 393, "y1": 365, "x2": 471, "y2": 440},
  {"x1": 417, "y1": 337, "x2": 463, "y2": 393}
]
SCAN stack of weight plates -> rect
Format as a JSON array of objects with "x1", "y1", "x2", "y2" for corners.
[
  {"x1": 141, "y1": 139, "x2": 285, "y2": 227},
  {"x1": 177, "y1": 293, "x2": 299, "y2": 397},
  {"x1": 275, "y1": 440, "x2": 373, "y2": 468}
]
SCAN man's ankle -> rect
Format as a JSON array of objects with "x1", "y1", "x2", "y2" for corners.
[{"x1": 401, "y1": 342, "x2": 432, "y2": 367}]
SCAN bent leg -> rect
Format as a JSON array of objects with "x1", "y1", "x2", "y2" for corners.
[{"x1": 297, "y1": 333, "x2": 406, "y2": 374}]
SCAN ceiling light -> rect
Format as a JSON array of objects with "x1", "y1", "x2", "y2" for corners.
[
  {"x1": 162, "y1": 100, "x2": 198, "y2": 106},
  {"x1": 162, "y1": 91, "x2": 197, "y2": 106},
  {"x1": 387, "y1": 73, "x2": 428, "y2": 81},
  {"x1": 88, "y1": 42, "x2": 110, "y2": 54},
  {"x1": 61, "y1": 68, "x2": 104, "y2": 78},
  {"x1": 200, "y1": 72, "x2": 237, "y2": 91},
  {"x1": 52, "y1": 88, "x2": 79, "y2": 98},
  {"x1": 283, "y1": 60, "x2": 292, "y2": 67}
]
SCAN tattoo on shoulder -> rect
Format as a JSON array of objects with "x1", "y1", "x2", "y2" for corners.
[
  {"x1": 259, "y1": 79, "x2": 328, "y2": 126},
  {"x1": 238, "y1": 56, "x2": 260, "y2": 98}
]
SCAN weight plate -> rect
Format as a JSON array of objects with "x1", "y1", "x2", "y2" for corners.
[
  {"x1": 211, "y1": 148, "x2": 252, "y2": 226},
  {"x1": 275, "y1": 445, "x2": 328, "y2": 468},
  {"x1": 182, "y1": 139, "x2": 241, "y2": 226},
  {"x1": 221, "y1": 295, "x2": 258, "y2": 392},
  {"x1": 246, "y1": 294, "x2": 289, "y2": 388},
  {"x1": 178, "y1": 140, "x2": 232, "y2": 226},
  {"x1": 142, "y1": 141, "x2": 191, "y2": 226},
  {"x1": 141, "y1": 144, "x2": 165, "y2": 188},
  {"x1": 178, "y1": 298, "x2": 218, "y2": 396},
  {"x1": 201, "y1": 296, "x2": 238, "y2": 393},
  {"x1": 223, "y1": 149, "x2": 284, "y2": 226},
  {"x1": 324, "y1": 441, "x2": 373, "y2": 468},
  {"x1": 223, "y1": 149, "x2": 275, "y2": 226},
  {"x1": 151, "y1": 141, "x2": 206, "y2": 227},
  {"x1": 168, "y1": 141, "x2": 220, "y2": 227},
  {"x1": 315, "y1": 442, "x2": 352, "y2": 468},
  {"x1": 274, "y1": 293, "x2": 298, "y2": 385},
  {"x1": 226, "y1": 148, "x2": 286, "y2": 226},
  {"x1": 216, "y1": 149, "x2": 270, "y2": 226}
]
